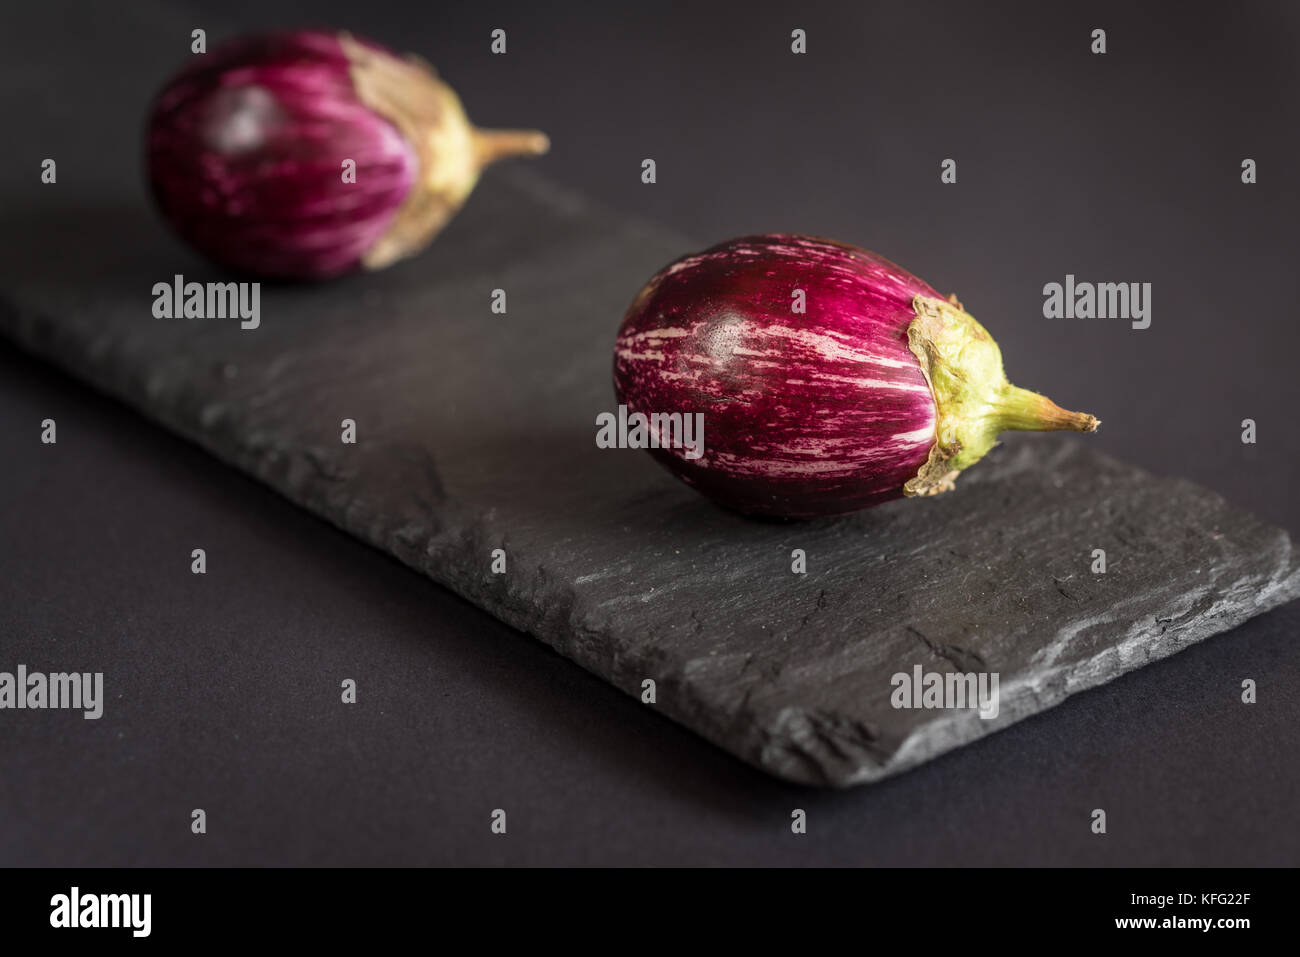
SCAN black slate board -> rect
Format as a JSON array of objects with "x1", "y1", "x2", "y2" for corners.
[{"x1": 2, "y1": 170, "x2": 1297, "y2": 786}]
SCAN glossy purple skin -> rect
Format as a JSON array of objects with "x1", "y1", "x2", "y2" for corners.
[
  {"x1": 614, "y1": 234, "x2": 944, "y2": 518},
  {"x1": 147, "y1": 31, "x2": 418, "y2": 279}
]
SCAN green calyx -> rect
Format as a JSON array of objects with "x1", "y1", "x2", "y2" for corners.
[{"x1": 904, "y1": 294, "x2": 1099, "y2": 498}]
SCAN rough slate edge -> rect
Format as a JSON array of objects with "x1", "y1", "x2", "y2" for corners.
[{"x1": 2, "y1": 170, "x2": 1298, "y2": 789}]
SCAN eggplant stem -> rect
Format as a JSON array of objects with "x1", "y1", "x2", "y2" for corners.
[
  {"x1": 473, "y1": 128, "x2": 551, "y2": 167},
  {"x1": 995, "y1": 384, "x2": 1100, "y2": 433}
]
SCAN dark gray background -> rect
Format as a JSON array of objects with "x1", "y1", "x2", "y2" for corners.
[{"x1": 1, "y1": 0, "x2": 1296, "y2": 864}]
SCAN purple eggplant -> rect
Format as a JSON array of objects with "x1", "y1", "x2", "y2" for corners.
[
  {"x1": 147, "y1": 30, "x2": 548, "y2": 279},
  {"x1": 613, "y1": 234, "x2": 1098, "y2": 518}
]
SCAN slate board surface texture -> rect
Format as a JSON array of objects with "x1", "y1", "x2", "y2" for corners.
[{"x1": 1, "y1": 170, "x2": 1297, "y2": 787}]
